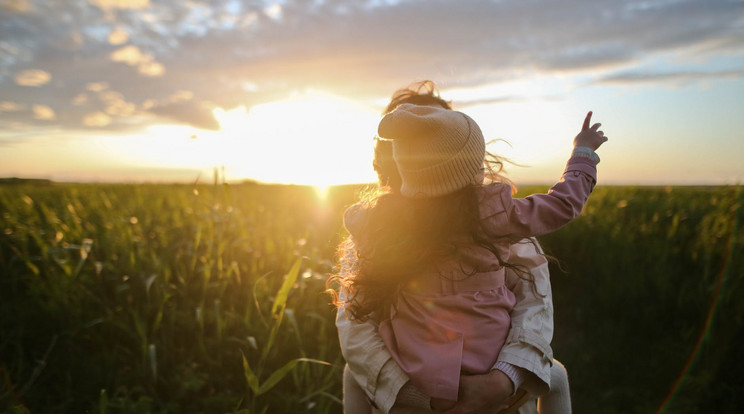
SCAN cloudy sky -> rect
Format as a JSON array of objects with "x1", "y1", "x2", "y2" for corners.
[{"x1": 1, "y1": 0, "x2": 743, "y2": 186}]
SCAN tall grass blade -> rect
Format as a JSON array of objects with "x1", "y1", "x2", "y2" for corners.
[
  {"x1": 241, "y1": 352, "x2": 259, "y2": 394},
  {"x1": 256, "y1": 358, "x2": 331, "y2": 396},
  {"x1": 99, "y1": 389, "x2": 108, "y2": 414},
  {"x1": 271, "y1": 258, "x2": 302, "y2": 316}
]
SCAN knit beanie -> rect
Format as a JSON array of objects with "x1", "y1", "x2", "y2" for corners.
[{"x1": 377, "y1": 103, "x2": 486, "y2": 198}]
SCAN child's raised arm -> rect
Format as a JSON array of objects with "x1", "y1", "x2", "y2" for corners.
[{"x1": 480, "y1": 111, "x2": 609, "y2": 238}]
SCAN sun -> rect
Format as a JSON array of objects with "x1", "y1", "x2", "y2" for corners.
[{"x1": 212, "y1": 90, "x2": 380, "y2": 188}]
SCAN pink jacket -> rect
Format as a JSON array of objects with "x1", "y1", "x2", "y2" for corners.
[{"x1": 344, "y1": 156, "x2": 597, "y2": 401}]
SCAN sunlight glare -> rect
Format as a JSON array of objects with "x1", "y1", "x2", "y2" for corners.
[
  {"x1": 81, "y1": 91, "x2": 382, "y2": 186},
  {"x1": 213, "y1": 90, "x2": 380, "y2": 187},
  {"x1": 314, "y1": 184, "x2": 331, "y2": 200},
  {"x1": 84, "y1": 124, "x2": 222, "y2": 181}
]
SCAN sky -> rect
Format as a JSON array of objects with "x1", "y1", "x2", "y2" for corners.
[{"x1": 1, "y1": 0, "x2": 743, "y2": 187}]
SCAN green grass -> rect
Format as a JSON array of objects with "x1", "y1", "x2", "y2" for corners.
[
  {"x1": 536, "y1": 185, "x2": 744, "y2": 413},
  {"x1": 1, "y1": 182, "x2": 742, "y2": 413}
]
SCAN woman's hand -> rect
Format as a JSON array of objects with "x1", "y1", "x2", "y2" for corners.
[
  {"x1": 574, "y1": 111, "x2": 608, "y2": 151},
  {"x1": 440, "y1": 370, "x2": 513, "y2": 414}
]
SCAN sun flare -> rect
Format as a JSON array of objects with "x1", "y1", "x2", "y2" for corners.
[
  {"x1": 67, "y1": 91, "x2": 381, "y2": 185},
  {"x1": 212, "y1": 90, "x2": 380, "y2": 187}
]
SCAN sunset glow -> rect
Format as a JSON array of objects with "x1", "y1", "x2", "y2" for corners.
[
  {"x1": 211, "y1": 91, "x2": 380, "y2": 186},
  {"x1": 0, "y1": 1, "x2": 742, "y2": 185}
]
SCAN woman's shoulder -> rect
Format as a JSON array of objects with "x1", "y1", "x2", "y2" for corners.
[{"x1": 477, "y1": 182, "x2": 513, "y2": 219}]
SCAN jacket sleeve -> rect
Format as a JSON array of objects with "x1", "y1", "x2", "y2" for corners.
[
  {"x1": 481, "y1": 156, "x2": 598, "y2": 238},
  {"x1": 336, "y1": 298, "x2": 411, "y2": 413},
  {"x1": 498, "y1": 238, "x2": 554, "y2": 396},
  {"x1": 335, "y1": 241, "x2": 410, "y2": 414}
]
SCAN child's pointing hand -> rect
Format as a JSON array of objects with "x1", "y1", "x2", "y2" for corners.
[{"x1": 574, "y1": 111, "x2": 608, "y2": 151}]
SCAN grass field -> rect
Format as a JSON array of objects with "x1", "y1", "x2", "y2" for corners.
[{"x1": 1, "y1": 182, "x2": 742, "y2": 413}]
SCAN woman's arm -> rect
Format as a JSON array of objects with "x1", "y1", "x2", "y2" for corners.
[
  {"x1": 336, "y1": 293, "x2": 413, "y2": 413},
  {"x1": 498, "y1": 237, "x2": 554, "y2": 396},
  {"x1": 335, "y1": 239, "x2": 416, "y2": 413}
]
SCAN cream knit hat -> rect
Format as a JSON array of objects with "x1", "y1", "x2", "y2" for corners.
[{"x1": 377, "y1": 103, "x2": 486, "y2": 198}]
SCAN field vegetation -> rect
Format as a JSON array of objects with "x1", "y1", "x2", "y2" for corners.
[{"x1": 1, "y1": 181, "x2": 742, "y2": 413}]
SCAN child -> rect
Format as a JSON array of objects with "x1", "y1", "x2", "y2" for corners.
[
  {"x1": 338, "y1": 82, "x2": 571, "y2": 414},
  {"x1": 338, "y1": 102, "x2": 606, "y2": 412}
]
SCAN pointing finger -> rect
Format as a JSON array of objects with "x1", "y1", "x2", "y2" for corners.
[{"x1": 582, "y1": 111, "x2": 593, "y2": 130}]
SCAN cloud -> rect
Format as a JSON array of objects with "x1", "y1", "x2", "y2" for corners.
[
  {"x1": 168, "y1": 90, "x2": 194, "y2": 103},
  {"x1": 72, "y1": 93, "x2": 88, "y2": 105},
  {"x1": 0, "y1": 0, "x2": 742, "y2": 133},
  {"x1": 100, "y1": 90, "x2": 137, "y2": 116},
  {"x1": 0, "y1": 0, "x2": 33, "y2": 13},
  {"x1": 149, "y1": 100, "x2": 220, "y2": 130},
  {"x1": 86, "y1": 82, "x2": 109, "y2": 92},
  {"x1": 110, "y1": 45, "x2": 165, "y2": 76},
  {"x1": 109, "y1": 45, "x2": 144, "y2": 66},
  {"x1": 264, "y1": 3, "x2": 283, "y2": 20},
  {"x1": 0, "y1": 101, "x2": 25, "y2": 112},
  {"x1": 597, "y1": 68, "x2": 744, "y2": 86},
  {"x1": 108, "y1": 28, "x2": 129, "y2": 45},
  {"x1": 13, "y1": 69, "x2": 51, "y2": 86},
  {"x1": 83, "y1": 112, "x2": 112, "y2": 127},
  {"x1": 137, "y1": 60, "x2": 165, "y2": 76},
  {"x1": 88, "y1": 0, "x2": 149, "y2": 10},
  {"x1": 32, "y1": 104, "x2": 55, "y2": 120}
]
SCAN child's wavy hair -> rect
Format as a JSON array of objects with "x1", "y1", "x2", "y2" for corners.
[{"x1": 331, "y1": 155, "x2": 543, "y2": 322}]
